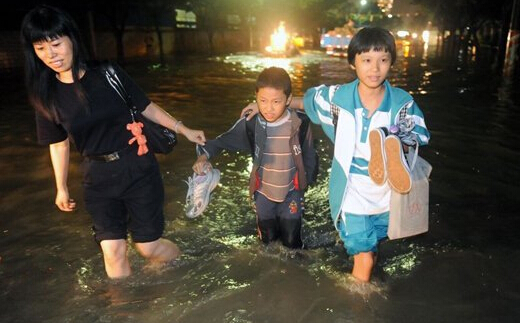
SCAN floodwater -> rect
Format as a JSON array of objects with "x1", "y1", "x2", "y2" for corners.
[{"x1": 1, "y1": 47, "x2": 519, "y2": 323}]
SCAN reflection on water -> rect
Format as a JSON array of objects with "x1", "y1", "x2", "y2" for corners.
[
  {"x1": 382, "y1": 244, "x2": 424, "y2": 277},
  {"x1": 1, "y1": 47, "x2": 520, "y2": 322}
]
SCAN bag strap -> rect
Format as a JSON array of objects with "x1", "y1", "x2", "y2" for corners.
[{"x1": 101, "y1": 63, "x2": 137, "y2": 123}]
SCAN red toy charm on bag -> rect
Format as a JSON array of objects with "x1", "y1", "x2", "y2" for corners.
[{"x1": 127, "y1": 121, "x2": 149, "y2": 155}]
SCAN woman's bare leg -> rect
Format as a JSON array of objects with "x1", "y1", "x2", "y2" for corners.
[
  {"x1": 134, "y1": 238, "x2": 181, "y2": 264},
  {"x1": 100, "y1": 239, "x2": 131, "y2": 279}
]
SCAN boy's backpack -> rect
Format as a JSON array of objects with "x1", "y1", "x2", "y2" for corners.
[{"x1": 244, "y1": 113, "x2": 319, "y2": 185}]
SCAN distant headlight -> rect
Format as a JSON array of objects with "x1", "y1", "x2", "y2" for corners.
[{"x1": 396, "y1": 30, "x2": 410, "y2": 38}]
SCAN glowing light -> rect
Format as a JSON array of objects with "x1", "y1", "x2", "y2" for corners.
[
  {"x1": 266, "y1": 21, "x2": 288, "y2": 54},
  {"x1": 293, "y1": 36, "x2": 304, "y2": 48},
  {"x1": 396, "y1": 30, "x2": 410, "y2": 38},
  {"x1": 360, "y1": 0, "x2": 367, "y2": 6},
  {"x1": 422, "y1": 30, "x2": 430, "y2": 43},
  {"x1": 403, "y1": 45, "x2": 410, "y2": 58}
]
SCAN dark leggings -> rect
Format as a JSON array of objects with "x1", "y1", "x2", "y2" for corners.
[{"x1": 254, "y1": 190, "x2": 303, "y2": 249}]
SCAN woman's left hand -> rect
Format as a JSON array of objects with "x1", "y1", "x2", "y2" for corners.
[{"x1": 182, "y1": 128, "x2": 206, "y2": 145}]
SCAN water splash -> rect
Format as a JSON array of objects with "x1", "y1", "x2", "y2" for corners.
[{"x1": 334, "y1": 274, "x2": 388, "y2": 301}]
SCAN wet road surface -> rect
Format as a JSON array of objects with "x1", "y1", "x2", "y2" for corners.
[{"x1": 1, "y1": 49, "x2": 519, "y2": 323}]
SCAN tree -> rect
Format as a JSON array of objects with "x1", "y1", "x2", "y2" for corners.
[
  {"x1": 90, "y1": 0, "x2": 136, "y2": 65},
  {"x1": 227, "y1": 0, "x2": 264, "y2": 50},
  {"x1": 140, "y1": 0, "x2": 180, "y2": 65},
  {"x1": 190, "y1": 0, "x2": 225, "y2": 54}
]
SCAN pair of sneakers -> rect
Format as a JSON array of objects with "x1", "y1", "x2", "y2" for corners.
[
  {"x1": 368, "y1": 128, "x2": 412, "y2": 194},
  {"x1": 185, "y1": 167, "x2": 221, "y2": 218}
]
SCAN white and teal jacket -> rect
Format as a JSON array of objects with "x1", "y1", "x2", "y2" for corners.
[{"x1": 303, "y1": 79, "x2": 430, "y2": 229}]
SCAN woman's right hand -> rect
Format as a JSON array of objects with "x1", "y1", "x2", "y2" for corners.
[
  {"x1": 55, "y1": 189, "x2": 76, "y2": 212},
  {"x1": 240, "y1": 102, "x2": 259, "y2": 120}
]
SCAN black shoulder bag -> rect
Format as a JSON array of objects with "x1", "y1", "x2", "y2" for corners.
[{"x1": 102, "y1": 63, "x2": 177, "y2": 154}]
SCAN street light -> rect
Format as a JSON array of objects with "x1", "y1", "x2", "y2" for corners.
[{"x1": 359, "y1": 0, "x2": 368, "y2": 23}]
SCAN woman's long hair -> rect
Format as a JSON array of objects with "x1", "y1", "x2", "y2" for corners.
[{"x1": 20, "y1": 5, "x2": 88, "y2": 121}]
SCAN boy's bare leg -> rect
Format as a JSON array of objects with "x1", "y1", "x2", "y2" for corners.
[
  {"x1": 134, "y1": 238, "x2": 181, "y2": 264},
  {"x1": 100, "y1": 239, "x2": 131, "y2": 279},
  {"x1": 352, "y1": 251, "x2": 375, "y2": 282}
]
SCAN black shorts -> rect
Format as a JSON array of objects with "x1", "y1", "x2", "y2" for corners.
[
  {"x1": 254, "y1": 189, "x2": 304, "y2": 222},
  {"x1": 82, "y1": 149, "x2": 165, "y2": 243}
]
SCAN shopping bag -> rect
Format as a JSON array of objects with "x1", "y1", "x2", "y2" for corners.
[{"x1": 388, "y1": 148, "x2": 432, "y2": 240}]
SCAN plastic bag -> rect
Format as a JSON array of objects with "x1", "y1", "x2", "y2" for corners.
[{"x1": 388, "y1": 148, "x2": 432, "y2": 240}]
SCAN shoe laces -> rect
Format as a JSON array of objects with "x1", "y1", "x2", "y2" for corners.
[
  {"x1": 389, "y1": 117, "x2": 418, "y2": 146},
  {"x1": 192, "y1": 174, "x2": 209, "y2": 201}
]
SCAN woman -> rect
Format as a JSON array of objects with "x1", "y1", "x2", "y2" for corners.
[{"x1": 20, "y1": 5, "x2": 206, "y2": 279}]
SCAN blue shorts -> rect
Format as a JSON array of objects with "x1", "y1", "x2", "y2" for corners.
[{"x1": 337, "y1": 212, "x2": 389, "y2": 255}]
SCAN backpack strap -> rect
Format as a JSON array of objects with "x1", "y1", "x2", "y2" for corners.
[
  {"x1": 245, "y1": 111, "x2": 319, "y2": 186},
  {"x1": 296, "y1": 111, "x2": 310, "y2": 145},
  {"x1": 245, "y1": 113, "x2": 256, "y2": 157},
  {"x1": 245, "y1": 112, "x2": 310, "y2": 158}
]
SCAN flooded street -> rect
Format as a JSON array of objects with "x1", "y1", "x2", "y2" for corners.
[{"x1": 1, "y1": 49, "x2": 519, "y2": 323}]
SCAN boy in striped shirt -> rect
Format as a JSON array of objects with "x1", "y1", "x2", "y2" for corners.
[{"x1": 193, "y1": 67, "x2": 318, "y2": 249}]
